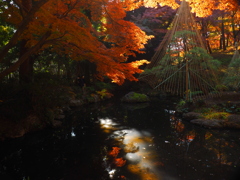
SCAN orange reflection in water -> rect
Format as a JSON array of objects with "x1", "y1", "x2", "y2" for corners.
[
  {"x1": 128, "y1": 164, "x2": 159, "y2": 180},
  {"x1": 121, "y1": 129, "x2": 162, "y2": 180},
  {"x1": 109, "y1": 147, "x2": 121, "y2": 157},
  {"x1": 109, "y1": 147, "x2": 126, "y2": 167},
  {"x1": 115, "y1": 158, "x2": 126, "y2": 167},
  {"x1": 186, "y1": 131, "x2": 196, "y2": 142},
  {"x1": 99, "y1": 118, "x2": 167, "y2": 180},
  {"x1": 170, "y1": 115, "x2": 185, "y2": 132},
  {"x1": 205, "y1": 131, "x2": 213, "y2": 139}
]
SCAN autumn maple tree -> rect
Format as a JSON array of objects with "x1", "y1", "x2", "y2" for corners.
[
  {"x1": 0, "y1": 0, "x2": 239, "y2": 84},
  {"x1": 0, "y1": 0, "x2": 153, "y2": 84}
]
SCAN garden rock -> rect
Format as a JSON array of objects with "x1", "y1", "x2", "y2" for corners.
[
  {"x1": 121, "y1": 92, "x2": 150, "y2": 103},
  {"x1": 182, "y1": 112, "x2": 201, "y2": 121},
  {"x1": 190, "y1": 119, "x2": 225, "y2": 129},
  {"x1": 187, "y1": 114, "x2": 240, "y2": 129},
  {"x1": 225, "y1": 115, "x2": 240, "y2": 129}
]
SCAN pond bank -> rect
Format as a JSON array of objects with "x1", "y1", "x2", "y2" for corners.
[
  {"x1": 0, "y1": 91, "x2": 113, "y2": 141},
  {"x1": 179, "y1": 92, "x2": 240, "y2": 130},
  {"x1": 182, "y1": 112, "x2": 240, "y2": 129},
  {"x1": 1, "y1": 90, "x2": 240, "y2": 141}
]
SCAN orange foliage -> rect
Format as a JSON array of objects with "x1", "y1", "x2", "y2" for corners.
[
  {"x1": 216, "y1": 0, "x2": 239, "y2": 11},
  {"x1": 0, "y1": 0, "x2": 153, "y2": 83},
  {"x1": 1, "y1": 0, "x2": 239, "y2": 81},
  {"x1": 125, "y1": 0, "x2": 239, "y2": 17},
  {"x1": 187, "y1": 0, "x2": 217, "y2": 17},
  {"x1": 186, "y1": 0, "x2": 238, "y2": 17},
  {"x1": 157, "y1": 0, "x2": 179, "y2": 9}
]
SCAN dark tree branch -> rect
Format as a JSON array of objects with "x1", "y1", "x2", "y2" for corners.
[
  {"x1": 0, "y1": 31, "x2": 51, "y2": 80},
  {"x1": 0, "y1": 0, "x2": 49, "y2": 63},
  {"x1": 13, "y1": 0, "x2": 29, "y2": 17}
]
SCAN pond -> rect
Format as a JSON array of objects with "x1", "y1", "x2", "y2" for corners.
[{"x1": 0, "y1": 99, "x2": 240, "y2": 180}]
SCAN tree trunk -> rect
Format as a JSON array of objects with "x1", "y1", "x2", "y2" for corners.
[
  {"x1": 57, "y1": 58, "x2": 62, "y2": 78},
  {"x1": 19, "y1": 40, "x2": 34, "y2": 84},
  {"x1": 0, "y1": 31, "x2": 51, "y2": 80},
  {"x1": 201, "y1": 19, "x2": 212, "y2": 54},
  {"x1": 64, "y1": 62, "x2": 72, "y2": 81},
  {"x1": 220, "y1": 37, "x2": 222, "y2": 50},
  {"x1": 206, "y1": 40, "x2": 212, "y2": 54},
  {"x1": 0, "y1": 0, "x2": 48, "y2": 83},
  {"x1": 231, "y1": 10, "x2": 238, "y2": 46},
  {"x1": 75, "y1": 60, "x2": 93, "y2": 85},
  {"x1": 220, "y1": 13, "x2": 226, "y2": 51},
  {"x1": 226, "y1": 33, "x2": 230, "y2": 47}
]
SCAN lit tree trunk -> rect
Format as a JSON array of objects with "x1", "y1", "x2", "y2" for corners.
[
  {"x1": 220, "y1": 13, "x2": 226, "y2": 50},
  {"x1": 206, "y1": 41, "x2": 212, "y2": 54},
  {"x1": 201, "y1": 19, "x2": 212, "y2": 54},
  {"x1": 231, "y1": 10, "x2": 237, "y2": 45},
  {"x1": 226, "y1": 33, "x2": 230, "y2": 47}
]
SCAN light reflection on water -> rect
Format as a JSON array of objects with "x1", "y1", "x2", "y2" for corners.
[
  {"x1": 71, "y1": 127, "x2": 76, "y2": 137},
  {"x1": 99, "y1": 117, "x2": 177, "y2": 180},
  {"x1": 97, "y1": 103, "x2": 240, "y2": 180},
  {"x1": 1, "y1": 102, "x2": 240, "y2": 180}
]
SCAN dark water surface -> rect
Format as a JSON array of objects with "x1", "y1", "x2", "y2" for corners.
[{"x1": 1, "y1": 100, "x2": 240, "y2": 180}]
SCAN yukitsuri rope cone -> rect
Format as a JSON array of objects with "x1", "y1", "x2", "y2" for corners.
[
  {"x1": 223, "y1": 42, "x2": 240, "y2": 90},
  {"x1": 140, "y1": 0, "x2": 221, "y2": 101}
]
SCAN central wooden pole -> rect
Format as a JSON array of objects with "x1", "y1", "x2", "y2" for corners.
[{"x1": 185, "y1": 57, "x2": 189, "y2": 101}]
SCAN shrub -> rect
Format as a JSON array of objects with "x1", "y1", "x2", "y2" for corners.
[
  {"x1": 96, "y1": 89, "x2": 113, "y2": 99},
  {"x1": 203, "y1": 112, "x2": 229, "y2": 120}
]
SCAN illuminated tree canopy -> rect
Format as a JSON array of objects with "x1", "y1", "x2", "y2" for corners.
[{"x1": 0, "y1": 0, "x2": 239, "y2": 85}]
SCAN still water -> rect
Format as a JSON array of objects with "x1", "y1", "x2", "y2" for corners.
[{"x1": 0, "y1": 100, "x2": 240, "y2": 180}]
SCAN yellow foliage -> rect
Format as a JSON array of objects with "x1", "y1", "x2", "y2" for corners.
[
  {"x1": 96, "y1": 89, "x2": 113, "y2": 99},
  {"x1": 203, "y1": 112, "x2": 230, "y2": 120}
]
